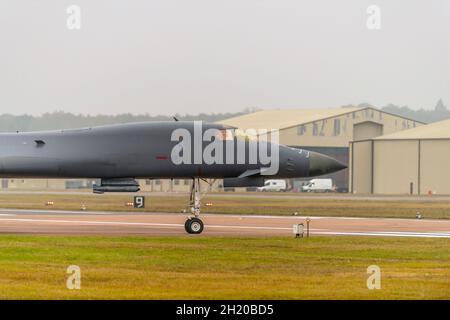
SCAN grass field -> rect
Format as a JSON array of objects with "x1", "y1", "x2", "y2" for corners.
[
  {"x1": 1, "y1": 192, "x2": 450, "y2": 219},
  {"x1": 0, "y1": 235, "x2": 448, "y2": 299}
]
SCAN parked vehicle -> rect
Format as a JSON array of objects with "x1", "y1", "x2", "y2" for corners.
[
  {"x1": 257, "y1": 180, "x2": 287, "y2": 192},
  {"x1": 301, "y1": 178, "x2": 333, "y2": 192}
]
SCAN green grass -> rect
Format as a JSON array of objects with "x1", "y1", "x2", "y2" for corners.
[
  {"x1": 0, "y1": 235, "x2": 448, "y2": 299},
  {"x1": 1, "y1": 193, "x2": 450, "y2": 219}
]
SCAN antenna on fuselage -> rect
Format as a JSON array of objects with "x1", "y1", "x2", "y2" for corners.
[{"x1": 173, "y1": 116, "x2": 179, "y2": 122}]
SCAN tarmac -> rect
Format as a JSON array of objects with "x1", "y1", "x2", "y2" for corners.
[{"x1": 0, "y1": 208, "x2": 449, "y2": 238}]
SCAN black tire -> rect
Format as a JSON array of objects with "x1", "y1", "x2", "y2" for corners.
[
  {"x1": 185, "y1": 218, "x2": 204, "y2": 234},
  {"x1": 184, "y1": 219, "x2": 193, "y2": 234}
]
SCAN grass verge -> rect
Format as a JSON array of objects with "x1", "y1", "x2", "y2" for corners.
[
  {"x1": 1, "y1": 193, "x2": 450, "y2": 219},
  {"x1": 0, "y1": 235, "x2": 448, "y2": 299}
]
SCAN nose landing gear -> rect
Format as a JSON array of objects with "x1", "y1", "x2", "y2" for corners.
[
  {"x1": 184, "y1": 178, "x2": 204, "y2": 234},
  {"x1": 185, "y1": 217, "x2": 204, "y2": 234}
]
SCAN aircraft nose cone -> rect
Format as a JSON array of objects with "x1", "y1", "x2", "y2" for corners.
[{"x1": 308, "y1": 151, "x2": 347, "y2": 177}]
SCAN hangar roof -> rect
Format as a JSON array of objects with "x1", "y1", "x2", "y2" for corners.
[
  {"x1": 374, "y1": 119, "x2": 450, "y2": 140},
  {"x1": 220, "y1": 107, "x2": 364, "y2": 131}
]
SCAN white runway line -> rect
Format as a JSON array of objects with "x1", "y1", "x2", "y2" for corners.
[
  {"x1": 206, "y1": 225, "x2": 324, "y2": 231},
  {"x1": 315, "y1": 231, "x2": 450, "y2": 238},
  {"x1": 1, "y1": 208, "x2": 449, "y2": 225},
  {"x1": 0, "y1": 217, "x2": 322, "y2": 232},
  {"x1": 0, "y1": 217, "x2": 185, "y2": 228},
  {"x1": 0, "y1": 217, "x2": 449, "y2": 237}
]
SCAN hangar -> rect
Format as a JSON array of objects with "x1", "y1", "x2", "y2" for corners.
[
  {"x1": 350, "y1": 119, "x2": 450, "y2": 195},
  {"x1": 220, "y1": 106, "x2": 423, "y2": 190}
]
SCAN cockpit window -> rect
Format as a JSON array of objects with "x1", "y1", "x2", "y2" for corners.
[
  {"x1": 213, "y1": 128, "x2": 259, "y2": 141},
  {"x1": 214, "y1": 129, "x2": 235, "y2": 141},
  {"x1": 234, "y1": 129, "x2": 258, "y2": 141}
]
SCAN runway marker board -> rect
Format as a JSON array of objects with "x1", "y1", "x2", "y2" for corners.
[{"x1": 134, "y1": 196, "x2": 145, "y2": 209}]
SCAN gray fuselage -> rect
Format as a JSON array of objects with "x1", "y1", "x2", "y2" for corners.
[{"x1": 0, "y1": 121, "x2": 344, "y2": 180}]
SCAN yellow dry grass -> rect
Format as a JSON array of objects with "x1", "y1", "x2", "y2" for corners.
[{"x1": 0, "y1": 193, "x2": 449, "y2": 219}]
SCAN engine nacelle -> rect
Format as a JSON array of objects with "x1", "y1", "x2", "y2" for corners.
[
  {"x1": 93, "y1": 178, "x2": 140, "y2": 194},
  {"x1": 223, "y1": 177, "x2": 265, "y2": 188}
]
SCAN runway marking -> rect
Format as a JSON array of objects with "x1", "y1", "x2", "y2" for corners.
[
  {"x1": 205, "y1": 225, "x2": 324, "y2": 231},
  {"x1": 0, "y1": 217, "x2": 449, "y2": 237},
  {"x1": 0, "y1": 217, "x2": 323, "y2": 232},
  {"x1": 316, "y1": 231, "x2": 450, "y2": 238},
  {"x1": 1, "y1": 208, "x2": 450, "y2": 225},
  {"x1": 0, "y1": 218, "x2": 185, "y2": 228}
]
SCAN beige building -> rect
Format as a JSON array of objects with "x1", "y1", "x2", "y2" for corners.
[
  {"x1": 139, "y1": 179, "x2": 218, "y2": 193},
  {"x1": 222, "y1": 106, "x2": 423, "y2": 189},
  {"x1": 2, "y1": 179, "x2": 67, "y2": 190},
  {"x1": 350, "y1": 119, "x2": 450, "y2": 195},
  {"x1": 140, "y1": 179, "x2": 191, "y2": 192},
  {"x1": 1, "y1": 178, "x2": 96, "y2": 191}
]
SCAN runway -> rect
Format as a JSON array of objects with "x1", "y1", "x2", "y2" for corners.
[{"x1": 0, "y1": 208, "x2": 449, "y2": 238}]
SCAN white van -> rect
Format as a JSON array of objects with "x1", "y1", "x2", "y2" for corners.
[
  {"x1": 301, "y1": 178, "x2": 333, "y2": 193},
  {"x1": 258, "y1": 180, "x2": 287, "y2": 192}
]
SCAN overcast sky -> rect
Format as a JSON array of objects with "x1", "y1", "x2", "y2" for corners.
[{"x1": 0, "y1": 0, "x2": 449, "y2": 115}]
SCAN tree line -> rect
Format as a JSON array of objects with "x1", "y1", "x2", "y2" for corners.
[
  {"x1": 0, "y1": 100, "x2": 447, "y2": 132},
  {"x1": 0, "y1": 110, "x2": 252, "y2": 132}
]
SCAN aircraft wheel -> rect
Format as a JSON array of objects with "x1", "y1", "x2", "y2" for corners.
[
  {"x1": 184, "y1": 219, "x2": 192, "y2": 234},
  {"x1": 185, "y1": 218, "x2": 204, "y2": 234}
]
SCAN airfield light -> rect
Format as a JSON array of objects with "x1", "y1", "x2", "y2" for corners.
[{"x1": 306, "y1": 217, "x2": 311, "y2": 238}]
